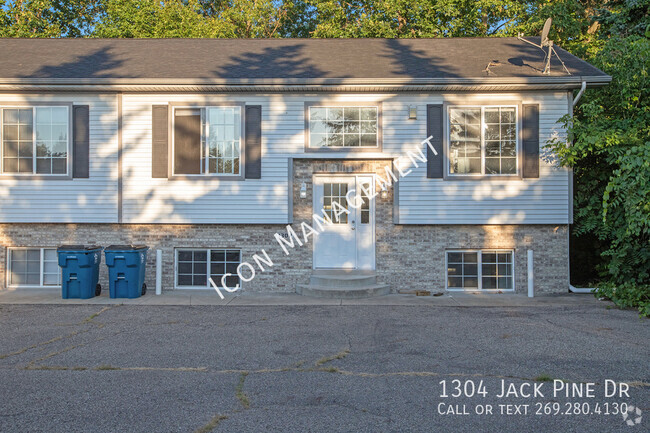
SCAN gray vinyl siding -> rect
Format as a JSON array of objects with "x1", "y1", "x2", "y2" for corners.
[
  {"x1": 0, "y1": 94, "x2": 118, "y2": 223},
  {"x1": 0, "y1": 92, "x2": 569, "y2": 225},
  {"x1": 396, "y1": 92, "x2": 570, "y2": 224},
  {"x1": 121, "y1": 95, "x2": 288, "y2": 224}
]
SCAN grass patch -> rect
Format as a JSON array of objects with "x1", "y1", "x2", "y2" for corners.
[
  {"x1": 25, "y1": 365, "x2": 88, "y2": 371},
  {"x1": 95, "y1": 364, "x2": 120, "y2": 371},
  {"x1": 315, "y1": 348, "x2": 350, "y2": 366},
  {"x1": 534, "y1": 374, "x2": 554, "y2": 382},
  {"x1": 235, "y1": 372, "x2": 250, "y2": 409},
  {"x1": 194, "y1": 414, "x2": 228, "y2": 433}
]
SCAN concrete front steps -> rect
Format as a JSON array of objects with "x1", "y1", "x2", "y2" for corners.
[{"x1": 296, "y1": 270, "x2": 390, "y2": 299}]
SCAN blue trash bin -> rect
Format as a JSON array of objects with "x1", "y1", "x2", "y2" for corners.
[
  {"x1": 104, "y1": 245, "x2": 149, "y2": 299},
  {"x1": 57, "y1": 245, "x2": 103, "y2": 299}
]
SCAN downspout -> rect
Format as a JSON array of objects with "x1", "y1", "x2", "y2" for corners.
[
  {"x1": 568, "y1": 80, "x2": 591, "y2": 294},
  {"x1": 572, "y1": 81, "x2": 587, "y2": 108}
]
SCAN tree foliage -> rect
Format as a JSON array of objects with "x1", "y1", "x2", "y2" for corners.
[
  {"x1": 0, "y1": 0, "x2": 648, "y2": 314},
  {"x1": 545, "y1": 2, "x2": 649, "y2": 316}
]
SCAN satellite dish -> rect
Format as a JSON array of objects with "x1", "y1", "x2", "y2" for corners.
[
  {"x1": 517, "y1": 17, "x2": 570, "y2": 75},
  {"x1": 541, "y1": 18, "x2": 552, "y2": 46}
]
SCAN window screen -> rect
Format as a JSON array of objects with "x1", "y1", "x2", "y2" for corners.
[
  {"x1": 447, "y1": 250, "x2": 514, "y2": 290},
  {"x1": 173, "y1": 106, "x2": 242, "y2": 176},
  {"x1": 309, "y1": 107, "x2": 378, "y2": 148},
  {"x1": 1, "y1": 107, "x2": 69, "y2": 175},
  {"x1": 8, "y1": 248, "x2": 61, "y2": 287},
  {"x1": 448, "y1": 106, "x2": 517, "y2": 175}
]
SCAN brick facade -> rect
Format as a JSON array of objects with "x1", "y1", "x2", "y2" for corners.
[{"x1": 0, "y1": 159, "x2": 569, "y2": 294}]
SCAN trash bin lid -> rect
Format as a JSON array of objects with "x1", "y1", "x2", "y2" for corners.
[
  {"x1": 57, "y1": 245, "x2": 102, "y2": 251},
  {"x1": 105, "y1": 244, "x2": 148, "y2": 251}
]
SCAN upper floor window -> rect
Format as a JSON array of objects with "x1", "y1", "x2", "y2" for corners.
[
  {"x1": 308, "y1": 106, "x2": 379, "y2": 149},
  {"x1": 448, "y1": 106, "x2": 517, "y2": 176},
  {"x1": 1, "y1": 106, "x2": 69, "y2": 175},
  {"x1": 172, "y1": 106, "x2": 241, "y2": 176}
]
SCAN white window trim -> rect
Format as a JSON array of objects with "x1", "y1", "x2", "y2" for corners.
[
  {"x1": 171, "y1": 105, "x2": 243, "y2": 178},
  {"x1": 306, "y1": 105, "x2": 381, "y2": 150},
  {"x1": 446, "y1": 105, "x2": 519, "y2": 177},
  {"x1": 445, "y1": 249, "x2": 515, "y2": 292},
  {"x1": 0, "y1": 105, "x2": 71, "y2": 177},
  {"x1": 174, "y1": 248, "x2": 242, "y2": 290},
  {"x1": 6, "y1": 247, "x2": 61, "y2": 289}
]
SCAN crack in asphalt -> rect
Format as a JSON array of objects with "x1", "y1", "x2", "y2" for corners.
[{"x1": 0, "y1": 305, "x2": 117, "y2": 361}]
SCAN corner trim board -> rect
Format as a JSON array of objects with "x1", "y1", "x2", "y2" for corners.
[
  {"x1": 288, "y1": 157, "x2": 294, "y2": 224},
  {"x1": 117, "y1": 93, "x2": 123, "y2": 223}
]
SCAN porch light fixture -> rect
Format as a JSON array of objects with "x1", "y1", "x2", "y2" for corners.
[
  {"x1": 380, "y1": 184, "x2": 388, "y2": 199},
  {"x1": 408, "y1": 106, "x2": 417, "y2": 120},
  {"x1": 300, "y1": 182, "x2": 307, "y2": 199}
]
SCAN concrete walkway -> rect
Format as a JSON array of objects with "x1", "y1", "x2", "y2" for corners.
[{"x1": 0, "y1": 287, "x2": 604, "y2": 307}]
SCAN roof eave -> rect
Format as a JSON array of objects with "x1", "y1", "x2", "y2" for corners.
[{"x1": 0, "y1": 75, "x2": 611, "y2": 92}]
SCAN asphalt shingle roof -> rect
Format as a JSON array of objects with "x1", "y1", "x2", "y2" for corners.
[{"x1": 0, "y1": 37, "x2": 608, "y2": 82}]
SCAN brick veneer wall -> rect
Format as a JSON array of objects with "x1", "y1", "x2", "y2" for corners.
[
  {"x1": 0, "y1": 159, "x2": 569, "y2": 294},
  {"x1": 291, "y1": 159, "x2": 569, "y2": 294}
]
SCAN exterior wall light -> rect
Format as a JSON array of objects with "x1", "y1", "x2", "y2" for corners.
[
  {"x1": 300, "y1": 182, "x2": 307, "y2": 199},
  {"x1": 380, "y1": 184, "x2": 388, "y2": 199},
  {"x1": 408, "y1": 106, "x2": 417, "y2": 120}
]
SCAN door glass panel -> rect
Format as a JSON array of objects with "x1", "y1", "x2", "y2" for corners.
[
  {"x1": 360, "y1": 182, "x2": 370, "y2": 224},
  {"x1": 322, "y1": 182, "x2": 349, "y2": 224}
]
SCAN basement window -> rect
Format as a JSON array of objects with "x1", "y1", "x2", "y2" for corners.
[
  {"x1": 446, "y1": 250, "x2": 514, "y2": 291},
  {"x1": 7, "y1": 248, "x2": 61, "y2": 288},
  {"x1": 175, "y1": 248, "x2": 241, "y2": 289}
]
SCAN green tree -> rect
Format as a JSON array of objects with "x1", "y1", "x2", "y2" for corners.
[
  {"x1": 0, "y1": 0, "x2": 101, "y2": 37},
  {"x1": 93, "y1": 0, "x2": 309, "y2": 38},
  {"x1": 94, "y1": 0, "x2": 215, "y2": 38},
  {"x1": 546, "y1": 1, "x2": 650, "y2": 316},
  {"x1": 306, "y1": 0, "x2": 528, "y2": 38}
]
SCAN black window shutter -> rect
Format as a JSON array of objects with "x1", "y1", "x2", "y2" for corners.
[
  {"x1": 426, "y1": 104, "x2": 443, "y2": 179},
  {"x1": 72, "y1": 105, "x2": 89, "y2": 178},
  {"x1": 173, "y1": 113, "x2": 202, "y2": 175},
  {"x1": 245, "y1": 105, "x2": 262, "y2": 179},
  {"x1": 151, "y1": 105, "x2": 169, "y2": 178},
  {"x1": 522, "y1": 104, "x2": 540, "y2": 178}
]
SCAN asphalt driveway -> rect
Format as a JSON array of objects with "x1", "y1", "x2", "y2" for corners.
[{"x1": 0, "y1": 302, "x2": 647, "y2": 432}]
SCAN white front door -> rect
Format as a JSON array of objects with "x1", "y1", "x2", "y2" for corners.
[{"x1": 313, "y1": 175, "x2": 375, "y2": 270}]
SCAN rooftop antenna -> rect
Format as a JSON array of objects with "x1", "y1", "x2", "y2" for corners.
[{"x1": 517, "y1": 18, "x2": 571, "y2": 75}]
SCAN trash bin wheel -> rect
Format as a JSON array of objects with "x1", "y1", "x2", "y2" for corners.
[
  {"x1": 95, "y1": 284, "x2": 102, "y2": 297},
  {"x1": 141, "y1": 283, "x2": 147, "y2": 296}
]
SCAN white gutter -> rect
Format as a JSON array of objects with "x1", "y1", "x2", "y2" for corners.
[
  {"x1": 0, "y1": 82, "x2": 606, "y2": 94},
  {"x1": 572, "y1": 81, "x2": 587, "y2": 107},
  {"x1": 0, "y1": 75, "x2": 612, "y2": 86}
]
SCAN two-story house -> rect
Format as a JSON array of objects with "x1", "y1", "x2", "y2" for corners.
[{"x1": 0, "y1": 38, "x2": 610, "y2": 297}]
